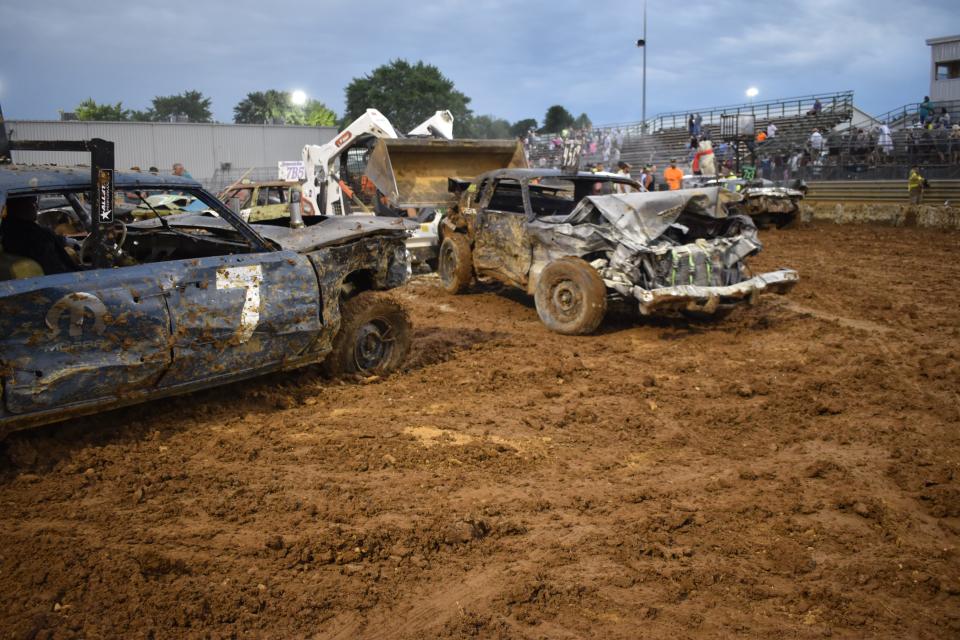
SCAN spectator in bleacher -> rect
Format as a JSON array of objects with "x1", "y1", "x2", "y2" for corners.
[
  {"x1": 688, "y1": 114, "x2": 696, "y2": 137},
  {"x1": 920, "y1": 128, "x2": 935, "y2": 163},
  {"x1": 664, "y1": 159, "x2": 683, "y2": 191},
  {"x1": 876, "y1": 123, "x2": 894, "y2": 160},
  {"x1": 936, "y1": 107, "x2": 951, "y2": 129},
  {"x1": 806, "y1": 99, "x2": 823, "y2": 116},
  {"x1": 934, "y1": 126, "x2": 951, "y2": 164},
  {"x1": 694, "y1": 113, "x2": 703, "y2": 137},
  {"x1": 759, "y1": 155, "x2": 773, "y2": 180},
  {"x1": 788, "y1": 150, "x2": 802, "y2": 180},
  {"x1": 919, "y1": 97, "x2": 933, "y2": 127},
  {"x1": 745, "y1": 136, "x2": 757, "y2": 166},
  {"x1": 855, "y1": 128, "x2": 872, "y2": 159},
  {"x1": 766, "y1": 122, "x2": 778, "y2": 139},
  {"x1": 635, "y1": 165, "x2": 648, "y2": 192},
  {"x1": 809, "y1": 129, "x2": 824, "y2": 156},
  {"x1": 756, "y1": 130, "x2": 767, "y2": 144},
  {"x1": 775, "y1": 154, "x2": 787, "y2": 181},
  {"x1": 643, "y1": 165, "x2": 657, "y2": 191},
  {"x1": 615, "y1": 162, "x2": 633, "y2": 193}
]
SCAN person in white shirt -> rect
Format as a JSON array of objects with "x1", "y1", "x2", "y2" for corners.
[
  {"x1": 615, "y1": 161, "x2": 633, "y2": 193},
  {"x1": 809, "y1": 129, "x2": 824, "y2": 155},
  {"x1": 766, "y1": 122, "x2": 778, "y2": 139},
  {"x1": 877, "y1": 123, "x2": 893, "y2": 157}
]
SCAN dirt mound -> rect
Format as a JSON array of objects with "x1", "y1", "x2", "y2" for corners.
[{"x1": 1, "y1": 223, "x2": 959, "y2": 638}]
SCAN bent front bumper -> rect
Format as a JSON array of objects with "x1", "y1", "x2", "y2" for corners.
[{"x1": 610, "y1": 269, "x2": 799, "y2": 316}]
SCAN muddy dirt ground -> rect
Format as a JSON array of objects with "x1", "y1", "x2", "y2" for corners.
[{"x1": 1, "y1": 222, "x2": 959, "y2": 639}]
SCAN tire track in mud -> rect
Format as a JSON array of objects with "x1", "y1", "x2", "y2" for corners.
[{"x1": 0, "y1": 222, "x2": 959, "y2": 638}]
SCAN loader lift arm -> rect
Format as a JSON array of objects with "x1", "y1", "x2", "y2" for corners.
[{"x1": 300, "y1": 109, "x2": 454, "y2": 217}]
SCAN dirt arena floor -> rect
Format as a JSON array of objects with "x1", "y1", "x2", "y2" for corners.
[{"x1": 1, "y1": 222, "x2": 959, "y2": 639}]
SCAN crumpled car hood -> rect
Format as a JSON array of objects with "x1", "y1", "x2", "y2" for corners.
[{"x1": 528, "y1": 187, "x2": 744, "y2": 254}]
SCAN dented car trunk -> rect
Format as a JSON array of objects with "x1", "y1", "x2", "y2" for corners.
[{"x1": 526, "y1": 187, "x2": 798, "y2": 315}]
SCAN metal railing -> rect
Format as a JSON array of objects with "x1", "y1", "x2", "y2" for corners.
[
  {"x1": 589, "y1": 90, "x2": 854, "y2": 137},
  {"x1": 872, "y1": 99, "x2": 960, "y2": 129},
  {"x1": 649, "y1": 90, "x2": 853, "y2": 133}
]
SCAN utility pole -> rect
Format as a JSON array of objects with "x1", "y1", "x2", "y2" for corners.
[{"x1": 637, "y1": 0, "x2": 648, "y2": 134}]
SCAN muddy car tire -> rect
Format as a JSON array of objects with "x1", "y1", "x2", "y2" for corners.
[
  {"x1": 534, "y1": 257, "x2": 608, "y2": 335},
  {"x1": 438, "y1": 234, "x2": 473, "y2": 294},
  {"x1": 322, "y1": 291, "x2": 412, "y2": 377}
]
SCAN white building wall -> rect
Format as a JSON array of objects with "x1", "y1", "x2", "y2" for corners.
[{"x1": 4, "y1": 120, "x2": 336, "y2": 182}]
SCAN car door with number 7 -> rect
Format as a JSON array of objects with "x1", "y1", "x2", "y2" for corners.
[{"x1": 156, "y1": 250, "x2": 321, "y2": 389}]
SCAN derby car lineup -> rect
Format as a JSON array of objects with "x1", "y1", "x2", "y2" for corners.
[{"x1": 0, "y1": 134, "x2": 800, "y2": 436}]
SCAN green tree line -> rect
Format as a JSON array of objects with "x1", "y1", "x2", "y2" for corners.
[{"x1": 69, "y1": 60, "x2": 591, "y2": 139}]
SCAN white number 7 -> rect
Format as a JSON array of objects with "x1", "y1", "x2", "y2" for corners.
[{"x1": 216, "y1": 264, "x2": 263, "y2": 343}]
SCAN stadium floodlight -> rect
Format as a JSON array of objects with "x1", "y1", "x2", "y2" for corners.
[
  {"x1": 745, "y1": 87, "x2": 759, "y2": 99},
  {"x1": 291, "y1": 90, "x2": 308, "y2": 106}
]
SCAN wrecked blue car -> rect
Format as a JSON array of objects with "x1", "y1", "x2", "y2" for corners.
[{"x1": 0, "y1": 164, "x2": 412, "y2": 438}]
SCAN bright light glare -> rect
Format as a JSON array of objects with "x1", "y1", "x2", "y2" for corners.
[
  {"x1": 745, "y1": 87, "x2": 759, "y2": 98},
  {"x1": 291, "y1": 90, "x2": 307, "y2": 106}
]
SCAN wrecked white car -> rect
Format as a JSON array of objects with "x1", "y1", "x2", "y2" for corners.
[
  {"x1": 438, "y1": 169, "x2": 798, "y2": 335},
  {"x1": 683, "y1": 175, "x2": 806, "y2": 229}
]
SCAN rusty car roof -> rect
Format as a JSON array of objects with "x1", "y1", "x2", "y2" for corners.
[{"x1": 0, "y1": 164, "x2": 201, "y2": 193}]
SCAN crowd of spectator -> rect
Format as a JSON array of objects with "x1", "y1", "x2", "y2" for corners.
[
  {"x1": 525, "y1": 97, "x2": 960, "y2": 186},
  {"x1": 521, "y1": 126, "x2": 627, "y2": 170}
]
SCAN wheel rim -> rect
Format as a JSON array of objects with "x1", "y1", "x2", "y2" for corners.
[
  {"x1": 439, "y1": 243, "x2": 456, "y2": 285},
  {"x1": 550, "y1": 279, "x2": 582, "y2": 320},
  {"x1": 353, "y1": 318, "x2": 394, "y2": 372}
]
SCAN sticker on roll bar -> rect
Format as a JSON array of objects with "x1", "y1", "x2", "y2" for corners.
[{"x1": 96, "y1": 168, "x2": 114, "y2": 223}]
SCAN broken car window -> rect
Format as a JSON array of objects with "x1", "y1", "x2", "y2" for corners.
[
  {"x1": 488, "y1": 179, "x2": 525, "y2": 215},
  {"x1": 528, "y1": 179, "x2": 577, "y2": 218}
]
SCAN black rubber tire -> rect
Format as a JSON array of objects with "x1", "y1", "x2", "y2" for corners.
[
  {"x1": 322, "y1": 291, "x2": 412, "y2": 377},
  {"x1": 534, "y1": 257, "x2": 608, "y2": 335},
  {"x1": 438, "y1": 233, "x2": 473, "y2": 294}
]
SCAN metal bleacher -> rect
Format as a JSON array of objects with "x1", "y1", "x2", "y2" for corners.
[{"x1": 528, "y1": 91, "x2": 855, "y2": 173}]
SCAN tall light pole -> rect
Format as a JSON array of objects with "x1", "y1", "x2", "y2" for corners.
[{"x1": 636, "y1": 0, "x2": 647, "y2": 134}]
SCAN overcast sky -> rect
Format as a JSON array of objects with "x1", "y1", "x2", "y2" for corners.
[{"x1": 1, "y1": 0, "x2": 957, "y2": 127}]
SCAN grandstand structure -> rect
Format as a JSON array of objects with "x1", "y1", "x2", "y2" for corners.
[{"x1": 527, "y1": 90, "x2": 960, "y2": 182}]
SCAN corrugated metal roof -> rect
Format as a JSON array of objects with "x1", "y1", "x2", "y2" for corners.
[{"x1": 926, "y1": 34, "x2": 960, "y2": 46}]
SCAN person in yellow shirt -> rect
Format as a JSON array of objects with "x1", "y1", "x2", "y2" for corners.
[
  {"x1": 663, "y1": 159, "x2": 684, "y2": 191},
  {"x1": 907, "y1": 166, "x2": 927, "y2": 204}
]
